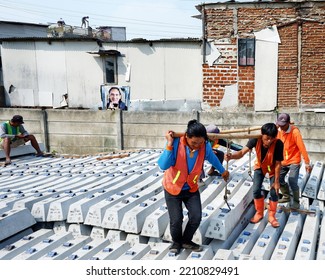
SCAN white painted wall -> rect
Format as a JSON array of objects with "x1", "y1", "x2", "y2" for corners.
[
  {"x1": 254, "y1": 26, "x2": 280, "y2": 112},
  {"x1": 101, "y1": 41, "x2": 202, "y2": 101},
  {"x1": 1, "y1": 39, "x2": 202, "y2": 109}
]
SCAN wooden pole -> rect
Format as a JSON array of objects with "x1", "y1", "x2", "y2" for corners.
[
  {"x1": 172, "y1": 132, "x2": 261, "y2": 140},
  {"x1": 218, "y1": 126, "x2": 261, "y2": 134}
]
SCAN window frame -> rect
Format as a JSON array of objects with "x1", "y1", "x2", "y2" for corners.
[
  {"x1": 104, "y1": 55, "x2": 118, "y2": 84},
  {"x1": 238, "y1": 38, "x2": 255, "y2": 66}
]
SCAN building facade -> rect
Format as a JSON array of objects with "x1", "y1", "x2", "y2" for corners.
[{"x1": 196, "y1": 1, "x2": 325, "y2": 111}]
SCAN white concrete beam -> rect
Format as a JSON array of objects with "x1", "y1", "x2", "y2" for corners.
[
  {"x1": 302, "y1": 161, "x2": 324, "y2": 199},
  {"x1": 0, "y1": 208, "x2": 36, "y2": 241}
]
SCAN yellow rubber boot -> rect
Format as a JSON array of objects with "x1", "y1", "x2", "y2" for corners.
[
  {"x1": 268, "y1": 200, "x2": 280, "y2": 228},
  {"x1": 250, "y1": 197, "x2": 264, "y2": 223}
]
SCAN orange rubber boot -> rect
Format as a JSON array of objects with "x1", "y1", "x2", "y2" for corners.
[
  {"x1": 250, "y1": 197, "x2": 264, "y2": 223},
  {"x1": 268, "y1": 200, "x2": 280, "y2": 228}
]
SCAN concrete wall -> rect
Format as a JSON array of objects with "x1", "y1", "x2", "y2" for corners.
[{"x1": 0, "y1": 108, "x2": 324, "y2": 162}]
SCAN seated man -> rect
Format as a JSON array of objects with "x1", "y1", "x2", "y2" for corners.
[{"x1": 0, "y1": 115, "x2": 44, "y2": 165}]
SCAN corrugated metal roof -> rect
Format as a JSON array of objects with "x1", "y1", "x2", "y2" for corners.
[{"x1": 0, "y1": 36, "x2": 201, "y2": 43}]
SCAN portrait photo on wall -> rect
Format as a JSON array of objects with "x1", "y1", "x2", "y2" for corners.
[{"x1": 100, "y1": 85, "x2": 130, "y2": 111}]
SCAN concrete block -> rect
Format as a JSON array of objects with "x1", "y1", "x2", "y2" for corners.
[
  {"x1": 294, "y1": 207, "x2": 321, "y2": 260},
  {"x1": 302, "y1": 161, "x2": 324, "y2": 199},
  {"x1": 209, "y1": 204, "x2": 256, "y2": 255},
  {"x1": 12, "y1": 232, "x2": 74, "y2": 260},
  {"x1": 141, "y1": 203, "x2": 169, "y2": 238},
  {"x1": 46, "y1": 177, "x2": 110, "y2": 221},
  {"x1": 317, "y1": 168, "x2": 325, "y2": 201},
  {"x1": 38, "y1": 235, "x2": 92, "y2": 260},
  {"x1": 53, "y1": 221, "x2": 69, "y2": 234},
  {"x1": 238, "y1": 253, "x2": 256, "y2": 260},
  {"x1": 161, "y1": 248, "x2": 191, "y2": 260},
  {"x1": 213, "y1": 249, "x2": 235, "y2": 260},
  {"x1": 0, "y1": 143, "x2": 45, "y2": 159},
  {"x1": 125, "y1": 233, "x2": 149, "y2": 247},
  {"x1": 249, "y1": 209, "x2": 287, "y2": 260},
  {"x1": 90, "y1": 241, "x2": 131, "y2": 260},
  {"x1": 316, "y1": 215, "x2": 325, "y2": 260},
  {"x1": 298, "y1": 162, "x2": 310, "y2": 193},
  {"x1": 68, "y1": 224, "x2": 92, "y2": 238},
  {"x1": 162, "y1": 175, "x2": 234, "y2": 242},
  {"x1": 0, "y1": 228, "x2": 33, "y2": 250},
  {"x1": 90, "y1": 227, "x2": 108, "y2": 239},
  {"x1": 205, "y1": 178, "x2": 253, "y2": 240},
  {"x1": 0, "y1": 208, "x2": 36, "y2": 241},
  {"x1": 27, "y1": 176, "x2": 92, "y2": 220},
  {"x1": 106, "y1": 230, "x2": 127, "y2": 243},
  {"x1": 186, "y1": 245, "x2": 215, "y2": 260},
  {"x1": 141, "y1": 242, "x2": 171, "y2": 260},
  {"x1": 271, "y1": 211, "x2": 305, "y2": 260},
  {"x1": 230, "y1": 212, "x2": 268, "y2": 259},
  {"x1": 0, "y1": 229, "x2": 54, "y2": 260},
  {"x1": 120, "y1": 191, "x2": 165, "y2": 234},
  {"x1": 65, "y1": 238, "x2": 111, "y2": 260},
  {"x1": 13, "y1": 176, "x2": 77, "y2": 211},
  {"x1": 84, "y1": 171, "x2": 161, "y2": 226},
  {"x1": 101, "y1": 181, "x2": 163, "y2": 230},
  {"x1": 117, "y1": 243, "x2": 151, "y2": 260}
]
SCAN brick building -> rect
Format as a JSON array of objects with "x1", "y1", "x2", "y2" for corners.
[{"x1": 196, "y1": 1, "x2": 325, "y2": 111}]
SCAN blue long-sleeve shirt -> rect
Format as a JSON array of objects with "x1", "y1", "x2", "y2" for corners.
[{"x1": 158, "y1": 138, "x2": 225, "y2": 190}]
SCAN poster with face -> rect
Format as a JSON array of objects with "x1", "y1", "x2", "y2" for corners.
[{"x1": 100, "y1": 85, "x2": 130, "y2": 110}]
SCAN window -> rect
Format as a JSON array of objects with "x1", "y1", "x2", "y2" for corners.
[
  {"x1": 238, "y1": 38, "x2": 255, "y2": 66},
  {"x1": 104, "y1": 56, "x2": 117, "y2": 84}
]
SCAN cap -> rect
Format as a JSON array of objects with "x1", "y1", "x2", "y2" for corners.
[
  {"x1": 11, "y1": 115, "x2": 24, "y2": 124},
  {"x1": 276, "y1": 113, "x2": 290, "y2": 126},
  {"x1": 206, "y1": 124, "x2": 220, "y2": 134}
]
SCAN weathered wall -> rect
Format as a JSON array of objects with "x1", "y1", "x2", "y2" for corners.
[
  {"x1": 1, "y1": 108, "x2": 324, "y2": 162},
  {"x1": 201, "y1": 2, "x2": 325, "y2": 109},
  {"x1": 1, "y1": 40, "x2": 202, "y2": 110}
]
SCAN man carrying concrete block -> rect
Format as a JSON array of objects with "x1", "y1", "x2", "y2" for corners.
[{"x1": 0, "y1": 115, "x2": 44, "y2": 165}]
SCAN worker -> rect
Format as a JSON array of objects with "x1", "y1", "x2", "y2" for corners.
[
  {"x1": 158, "y1": 119, "x2": 229, "y2": 255},
  {"x1": 0, "y1": 115, "x2": 44, "y2": 165},
  {"x1": 276, "y1": 113, "x2": 312, "y2": 209},
  {"x1": 205, "y1": 124, "x2": 243, "y2": 176},
  {"x1": 81, "y1": 16, "x2": 89, "y2": 28},
  {"x1": 225, "y1": 123, "x2": 284, "y2": 228}
]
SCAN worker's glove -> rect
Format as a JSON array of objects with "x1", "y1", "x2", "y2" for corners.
[{"x1": 221, "y1": 170, "x2": 230, "y2": 182}]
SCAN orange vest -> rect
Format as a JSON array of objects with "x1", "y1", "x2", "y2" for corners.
[
  {"x1": 277, "y1": 125, "x2": 310, "y2": 166},
  {"x1": 210, "y1": 139, "x2": 219, "y2": 149},
  {"x1": 254, "y1": 138, "x2": 276, "y2": 177},
  {"x1": 163, "y1": 136, "x2": 206, "y2": 195}
]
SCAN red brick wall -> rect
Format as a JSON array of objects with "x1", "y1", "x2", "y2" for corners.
[
  {"x1": 277, "y1": 23, "x2": 299, "y2": 108},
  {"x1": 300, "y1": 22, "x2": 325, "y2": 106},
  {"x1": 202, "y1": 3, "x2": 325, "y2": 109}
]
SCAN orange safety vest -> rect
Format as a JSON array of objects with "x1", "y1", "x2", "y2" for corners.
[
  {"x1": 210, "y1": 139, "x2": 219, "y2": 149},
  {"x1": 163, "y1": 136, "x2": 206, "y2": 195},
  {"x1": 277, "y1": 125, "x2": 309, "y2": 166},
  {"x1": 254, "y1": 138, "x2": 276, "y2": 177}
]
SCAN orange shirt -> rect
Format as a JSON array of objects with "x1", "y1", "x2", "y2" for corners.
[{"x1": 277, "y1": 125, "x2": 310, "y2": 166}]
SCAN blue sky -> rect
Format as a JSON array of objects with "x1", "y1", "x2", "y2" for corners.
[{"x1": 0, "y1": 0, "x2": 206, "y2": 39}]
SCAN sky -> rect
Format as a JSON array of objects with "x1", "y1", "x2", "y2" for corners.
[{"x1": 0, "y1": 0, "x2": 206, "y2": 40}]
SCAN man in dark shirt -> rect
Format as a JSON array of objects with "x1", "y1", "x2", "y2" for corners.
[{"x1": 225, "y1": 123, "x2": 284, "y2": 228}]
